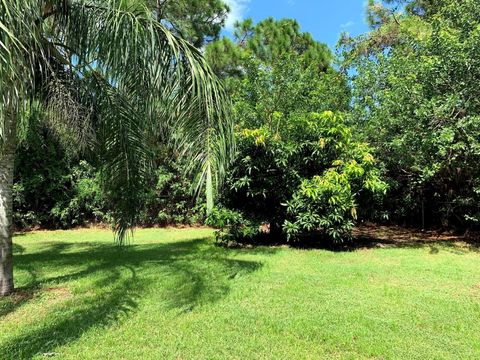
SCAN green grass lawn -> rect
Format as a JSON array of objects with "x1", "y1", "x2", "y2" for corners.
[{"x1": 1, "y1": 228, "x2": 479, "y2": 359}]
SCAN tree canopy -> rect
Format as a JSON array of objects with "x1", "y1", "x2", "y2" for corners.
[
  {"x1": 341, "y1": 0, "x2": 480, "y2": 228},
  {"x1": 145, "y1": 0, "x2": 230, "y2": 47},
  {"x1": 0, "y1": 0, "x2": 233, "y2": 295},
  {"x1": 205, "y1": 17, "x2": 332, "y2": 76}
]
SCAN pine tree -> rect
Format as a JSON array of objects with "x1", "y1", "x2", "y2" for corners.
[{"x1": 206, "y1": 17, "x2": 332, "y2": 76}]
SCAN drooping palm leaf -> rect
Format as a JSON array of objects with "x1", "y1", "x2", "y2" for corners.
[{"x1": 0, "y1": 0, "x2": 234, "y2": 244}]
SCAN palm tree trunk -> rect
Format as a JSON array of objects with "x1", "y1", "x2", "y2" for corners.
[
  {"x1": 0, "y1": 111, "x2": 16, "y2": 296},
  {"x1": 206, "y1": 161, "x2": 214, "y2": 215}
]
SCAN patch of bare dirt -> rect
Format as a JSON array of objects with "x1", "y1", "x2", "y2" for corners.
[
  {"x1": 7, "y1": 290, "x2": 36, "y2": 305},
  {"x1": 353, "y1": 224, "x2": 480, "y2": 251},
  {"x1": 44, "y1": 287, "x2": 71, "y2": 300},
  {"x1": 5, "y1": 287, "x2": 71, "y2": 307},
  {"x1": 354, "y1": 224, "x2": 463, "y2": 242},
  {"x1": 1, "y1": 286, "x2": 72, "y2": 324}
]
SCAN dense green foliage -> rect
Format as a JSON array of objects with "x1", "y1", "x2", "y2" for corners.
[
  {"x1": 221, "y1": 111, "x2": 386, "y2": 244},
  {"x1": 2, "y1": 228, "x2": 479, "y2": 358},
  {"x1": 205, "y1": 17, "x2": 332, "y2": 76},
  {"x1": 9, "y1": 0, "x2": 480, "y2": 242},
  {"x1": 1, "y1": 0, "x2": 232, "y2": 245},
  {"x1": 5, "y1": 0, "x2": 230, "y2": 233},
  {"x1": 146, "y1": 0, "x2": 229, "y2": 46},
  {"x1": 13, "y1": 133, "x2": 202, "y2": 229},
  {"x1": 342, "y1": 0, "x2": 480, "y2": 229},
  {"x1": 205, "y1": 23, "x2": 386, "y2": 244}
]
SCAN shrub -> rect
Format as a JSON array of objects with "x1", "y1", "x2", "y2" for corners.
[
  {"x1": 206, "y1": 207, "x2": 260, "y2": 245},
  {"x1": 50, "y1": 161, "x2": 110, "y2": 227},
  {"x1": 136, "y1": 156, "x2": 201, "y2": 227},
  {"x1": 222, "y1": 111, "x2": 387, "y2": 244},
  {"x1": 13, "y1": 129, "x2": 201, "y2": 229}
]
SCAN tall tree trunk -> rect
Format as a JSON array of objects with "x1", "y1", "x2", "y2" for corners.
[{"x1": 0, "y1": 111, "x2": 16, "y2": 296}]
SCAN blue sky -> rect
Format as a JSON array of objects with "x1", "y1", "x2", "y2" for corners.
[{"x1": 223, "y1": 0, "x2": 370, "y2": 50}]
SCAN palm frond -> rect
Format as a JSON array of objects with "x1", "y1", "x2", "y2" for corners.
[{"x1": 0, "y1": 0, "x2": 234, "y2": 242}]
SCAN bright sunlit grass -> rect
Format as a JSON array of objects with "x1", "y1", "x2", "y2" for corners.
[{"x1": 1, "y1": 228, "x2": 479, "y2": 359}]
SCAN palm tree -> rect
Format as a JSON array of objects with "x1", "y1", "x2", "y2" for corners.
[{"x1": 0, "y1": 0, "x2": 233, "y2": 296}]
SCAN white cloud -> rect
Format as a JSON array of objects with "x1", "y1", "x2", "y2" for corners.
[
  {"x1": 340, "y1": 21, "x2": 355, "y2": 29},
  {"x1": 224, "y1": 0, "x2": 250, "y2": 31}
]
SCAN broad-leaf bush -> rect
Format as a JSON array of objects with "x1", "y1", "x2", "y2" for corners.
[
  {"x1": 206, "y1": 28, "x2": 386, "y2": 244},
  {"x1": 223, "y1": 111, "x2": 387, "y2": 244},
  {"x1": 205, "y1": 207, "x2": 260, "y2": 245},
  {"x1": 284, "y1": 129, "x2": 387, "y2": 242}
]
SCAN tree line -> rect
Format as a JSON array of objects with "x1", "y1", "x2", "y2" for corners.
[{"x1": 2, "y1": 0, "x2": 479, "y2": 291}]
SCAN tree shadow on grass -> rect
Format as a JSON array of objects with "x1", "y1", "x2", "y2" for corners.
[
  {"x1": 13, "y1": 243, "x2": 26, "y2": 254},
  {"x1": 1, "y1": 236, "x2": 270, "y2": 359}
]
